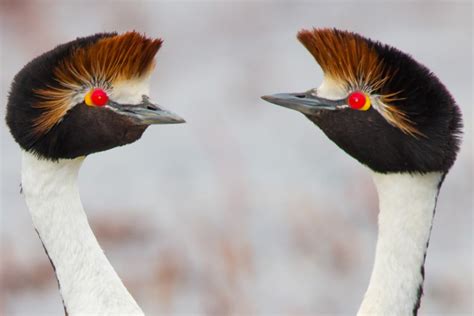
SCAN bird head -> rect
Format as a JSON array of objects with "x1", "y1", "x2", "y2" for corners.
[
  {"x1": 262, "y1": 28, "x2": 462, "y2": 173},
  {"x1": 6, "y1": 31, "x2": 185, "y2": 160}
]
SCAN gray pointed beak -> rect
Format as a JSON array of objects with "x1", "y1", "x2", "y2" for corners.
[
  {"x1": 261, "y1": 90, "x2": 346, "y2": 115},
  {"x1": 108, "y1": 95, "x2": 185, "y2": 125}
]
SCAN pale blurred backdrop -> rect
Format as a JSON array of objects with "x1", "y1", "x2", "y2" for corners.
[{"x1": 0, "y1": 1, "x2": 472, "y2": 315}]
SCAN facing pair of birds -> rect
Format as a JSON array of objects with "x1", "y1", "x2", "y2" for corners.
[{"x1": 6, "y1": 29, "x2": 462, "y2": 315}]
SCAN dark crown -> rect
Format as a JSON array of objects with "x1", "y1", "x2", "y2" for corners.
[
  {"x1": 299, "y1": 28, "x2": 462, "y2": 173},
  {"x1": 6, "y1": 32, "x2": 162, "y2": 160}
]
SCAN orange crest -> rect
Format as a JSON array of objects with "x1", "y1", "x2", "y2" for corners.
[
  {"x1": 33, "y1": 32, "x2": 162, "y2": 135},
  {"x1": 297, "y1": 28, "x2": 423, "y2": 137}
]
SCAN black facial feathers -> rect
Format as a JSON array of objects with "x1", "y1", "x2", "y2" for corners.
[
  {"x1": 6, "y1": 33, "x2": 116, "y2": 159},
  {"x1": 29, "y1": 104, "x2": 148, "y2": 159},
  {"x1": 302, "y1": 29, "x2": 462, "y2": 173},
  {"x1": 6, "y1": 32, "x2": 156, "y2": 160}
]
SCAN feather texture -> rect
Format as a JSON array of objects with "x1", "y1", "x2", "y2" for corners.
[
  {"x1": 33, "y1": 32, "x2": 162, "y2": 134},
  {"x1": 298, "y1": 28, "x2": 422, "y2": 137}
]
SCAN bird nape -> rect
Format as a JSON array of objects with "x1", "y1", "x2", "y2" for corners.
[
  {"x1": 262, "y1": 28, "x2": 462, "y2": 315},
  {"x1": 6, "y1": 32, "x2": 185, "y2": 315}
]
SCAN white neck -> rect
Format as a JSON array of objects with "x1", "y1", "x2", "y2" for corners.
[
  {"x1": 358, "y1": 171, "x2": 443, "y2": 316},
  {"x1": 21, "y1": 151, "x2": 144, "y2": 316}
]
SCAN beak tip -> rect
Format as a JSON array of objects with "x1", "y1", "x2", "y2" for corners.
[{"x1": 163, "y1": 115, "x2": 186, "y2": 124}]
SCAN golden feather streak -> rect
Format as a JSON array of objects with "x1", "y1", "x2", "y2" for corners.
[
  {"x1": 297, "y1": 28, "x2": 423, "y2": 138},
  {"x1": 33, "y1": 32, "x2": 162, "y2": 135}
]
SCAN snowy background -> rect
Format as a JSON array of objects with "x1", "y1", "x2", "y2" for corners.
[{"x1": 1, "y1": 1, "x2": 472, "y2": 315}]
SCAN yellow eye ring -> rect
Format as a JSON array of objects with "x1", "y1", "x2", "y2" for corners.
[
  {"x1": 347, "y1": 91, "x2": 371, "y2": 111},
  {"x1": 84, "y1": 90, "x2": 94, "y2": 106},
  {"x1": 84, "y1": 88, "x2": 109, "y2": 107}
]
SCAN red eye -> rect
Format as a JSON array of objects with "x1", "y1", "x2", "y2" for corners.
[
  {"x1": 90, "y1": 89, "x2": 109, "y2": 107},
  {"x1": 347, "y1": 91, "x2": 371, "y2": 111}
]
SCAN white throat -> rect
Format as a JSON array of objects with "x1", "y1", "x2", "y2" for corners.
[
  {"x1": 21, "y1": 151, "x2": 144, "y2": 316},
  {"x1": 358, "y1": 171, "x2": 443, "y2": 316}
]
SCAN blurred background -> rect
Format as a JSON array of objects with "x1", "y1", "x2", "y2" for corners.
[{"x1": 0, "y1": 1, "x2": 472, "y2": 315}]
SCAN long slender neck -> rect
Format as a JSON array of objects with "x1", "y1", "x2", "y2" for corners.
[
  {"x1": 358, "y1": 171, "x2": 443, "y2": 316},
  {"x1": 21, "y1": 151, "x2": 143, "y2": 316}
]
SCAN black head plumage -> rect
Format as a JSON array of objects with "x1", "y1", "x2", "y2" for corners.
[
  {"x1": 263, "y1": 28, "x2": 462, "y2": 173},
  {"x1": 6, "y1": 31, "x2": 182, "y2": 160}
]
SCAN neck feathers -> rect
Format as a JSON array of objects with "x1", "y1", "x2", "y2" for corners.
[
  {"x1": 358, "y1": 171, "x2": 443, "y2": 316},
  {"x1": 21, "y1": 151, "x2": 143, "y2": 315}
]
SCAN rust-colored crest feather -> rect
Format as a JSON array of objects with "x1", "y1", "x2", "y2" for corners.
[
  {"x1": 33, "y1": 32, "x2": 162, "y2": 135},
  {"x1": 297, "y1": 28, "x2": 422, "y2": 137}
]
